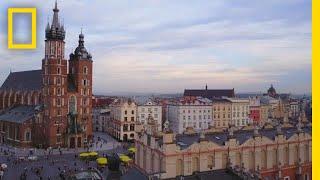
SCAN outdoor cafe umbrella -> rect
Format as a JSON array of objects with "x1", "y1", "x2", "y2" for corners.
[
  {"x1": 96, "y1": 157, "x2": 108, "y2": 165},
  {"x1": 88, "y1": 151, "x2": 98, "y2": 156},
  {"x1": 119, "y1": 154, "x2": 132, "y2": 163},
  {"x1": 128, "y1": 147, "x2": 137, "y2": 153},
  {"x1": 79, "y1": 152, "x2": 89, "y2": 158}
]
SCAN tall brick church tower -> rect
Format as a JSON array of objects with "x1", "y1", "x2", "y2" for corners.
[{"x1": 42, "y1": 2, "x2": 93, "y2": 148}]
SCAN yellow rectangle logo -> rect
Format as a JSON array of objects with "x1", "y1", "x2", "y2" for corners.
[{"x1": 8, "y1": 8, "x2": 37, "y2": 49}]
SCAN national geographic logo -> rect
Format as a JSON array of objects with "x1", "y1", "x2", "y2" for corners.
[{"x1": 7, "y1": 8, "x2": 37, "y2": 49}]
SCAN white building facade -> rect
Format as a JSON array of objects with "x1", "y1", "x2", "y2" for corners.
[
  {"x1": 289, "y1": 100, "x2": 300, "y2": 118},
  {"x1": 137, "y1": 101, "x2": 162, "y2": 132},
  {"x1": 167, "y1": 98, "x2": 212, "y2": 134}
]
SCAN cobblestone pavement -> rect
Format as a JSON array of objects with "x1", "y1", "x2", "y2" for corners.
[
  {"x1": 0, "y1": 132, "x2": 122, "y2": 157},
  {"x1": 0, "y1": 132, "x2": 145, "y2": 180},
  {"x1": 0, "y1": 149, "x2": 146, "y2": 180}
]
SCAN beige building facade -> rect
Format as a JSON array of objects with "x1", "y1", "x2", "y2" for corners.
[
  {"x1": 108, "y1": 100, "x2": 136, "y2": 141},
  {"x1": 227, "y1": 98, "x2": 251, "y2": 127},
  {"x1": 212, "y1": 98, "x2": 231, "y2": 129},
  {"x1": 135, "y1": 123, "x2": 311, "y2": 180},
  {"x1": 260, "y1": 103, "x2": 271, "y2": 126}
]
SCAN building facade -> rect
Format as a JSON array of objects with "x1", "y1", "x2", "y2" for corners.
[
  {"x1": 249, "y1": 96, "x2": 261, "y2": 125},
  {"x1": 135, "y1": 123, "x2": 312, "y2": 180},
  {"x1": 289, "y1": 100, "x2": 300, "y2": 118},
  {"x1": 137, "y1": 101, "x2": 162, "y2": 132},
  {"x1": 93, "y1": 107, "x2": 110, "y2": 132},
  {"x1": 260, "y1": 103, "x2": 271, "y2": 126},
  {"x1": 0, "y1": 106, "x2": 43, "y2": 147},
  {"x1": 212, "y1": 98, "x2": 231, "y2": 129},
  {"x1": 227, "y1": 98, "x2": 251, "y2": 127},
  {"x1": 167, "y1": 98, "x2": 212, "y2": 134},
  {"x1": 109, "y1": 100, "x2": 137, "y2": 141}
]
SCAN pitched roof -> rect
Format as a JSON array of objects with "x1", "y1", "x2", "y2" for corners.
[
  {"x1": 0, "y1": 105, "x2": 37, "y2": 123},
  {"x1": 184, "y1": 89, "x2": 235, "y2": 99},
  {"x1": 0, "y1": 70, "x2": 42, "y2": 91},
  {"x1": 175, "y1": 126, "x2": 311, "y2": 149}
]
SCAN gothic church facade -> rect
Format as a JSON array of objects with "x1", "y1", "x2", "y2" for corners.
[{"x1": 0, "y1": 2, "x2": 93, "y2": 148}]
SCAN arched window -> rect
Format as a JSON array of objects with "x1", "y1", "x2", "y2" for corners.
[
  {"x1": 176, "y1": 159, "x2": 183, "y2": 176},
  {"x1": 57, "y1": 88, "x2": 61, "y2": 95},
  {"x1": 83, "y1": 66, "x2": 88, "y2": 74},
  {"x1": 57, "y1": 67, "x2": 61, "y2": 75},
  {"x1": 192, "y1": 157, "x2": 200, "y2": 172},
  {"x1": 25, "y1": 130, "x2": 31, "y2": 141},
  {"x1": 69, "y1": 96, "x2": 77, "y2": 114},
  {"x1": 208, "y1": 155, "x2": 214, "y2": 169}
]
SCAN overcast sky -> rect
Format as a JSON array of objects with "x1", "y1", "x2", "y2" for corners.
[{"x1": 0, "y1": 0, "x2": 311, "y2": 95}]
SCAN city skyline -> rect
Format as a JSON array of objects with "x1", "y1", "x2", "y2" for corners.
[{"x1": 0, "y1": 0, "x2": 311, "y2": 94}]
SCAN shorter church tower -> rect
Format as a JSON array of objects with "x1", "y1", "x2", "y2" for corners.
[{"x1": 66, "y1": 31, "x2": 93, "y2": 148}]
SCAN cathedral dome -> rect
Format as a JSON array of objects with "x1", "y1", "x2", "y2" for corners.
[{"x1": 267, "y1": 84, "x2": 276, "y2": 96}]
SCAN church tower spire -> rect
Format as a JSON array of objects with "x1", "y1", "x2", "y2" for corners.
[{"x1": 45, "y1": 0, "x2": 65, "y2": 41}]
